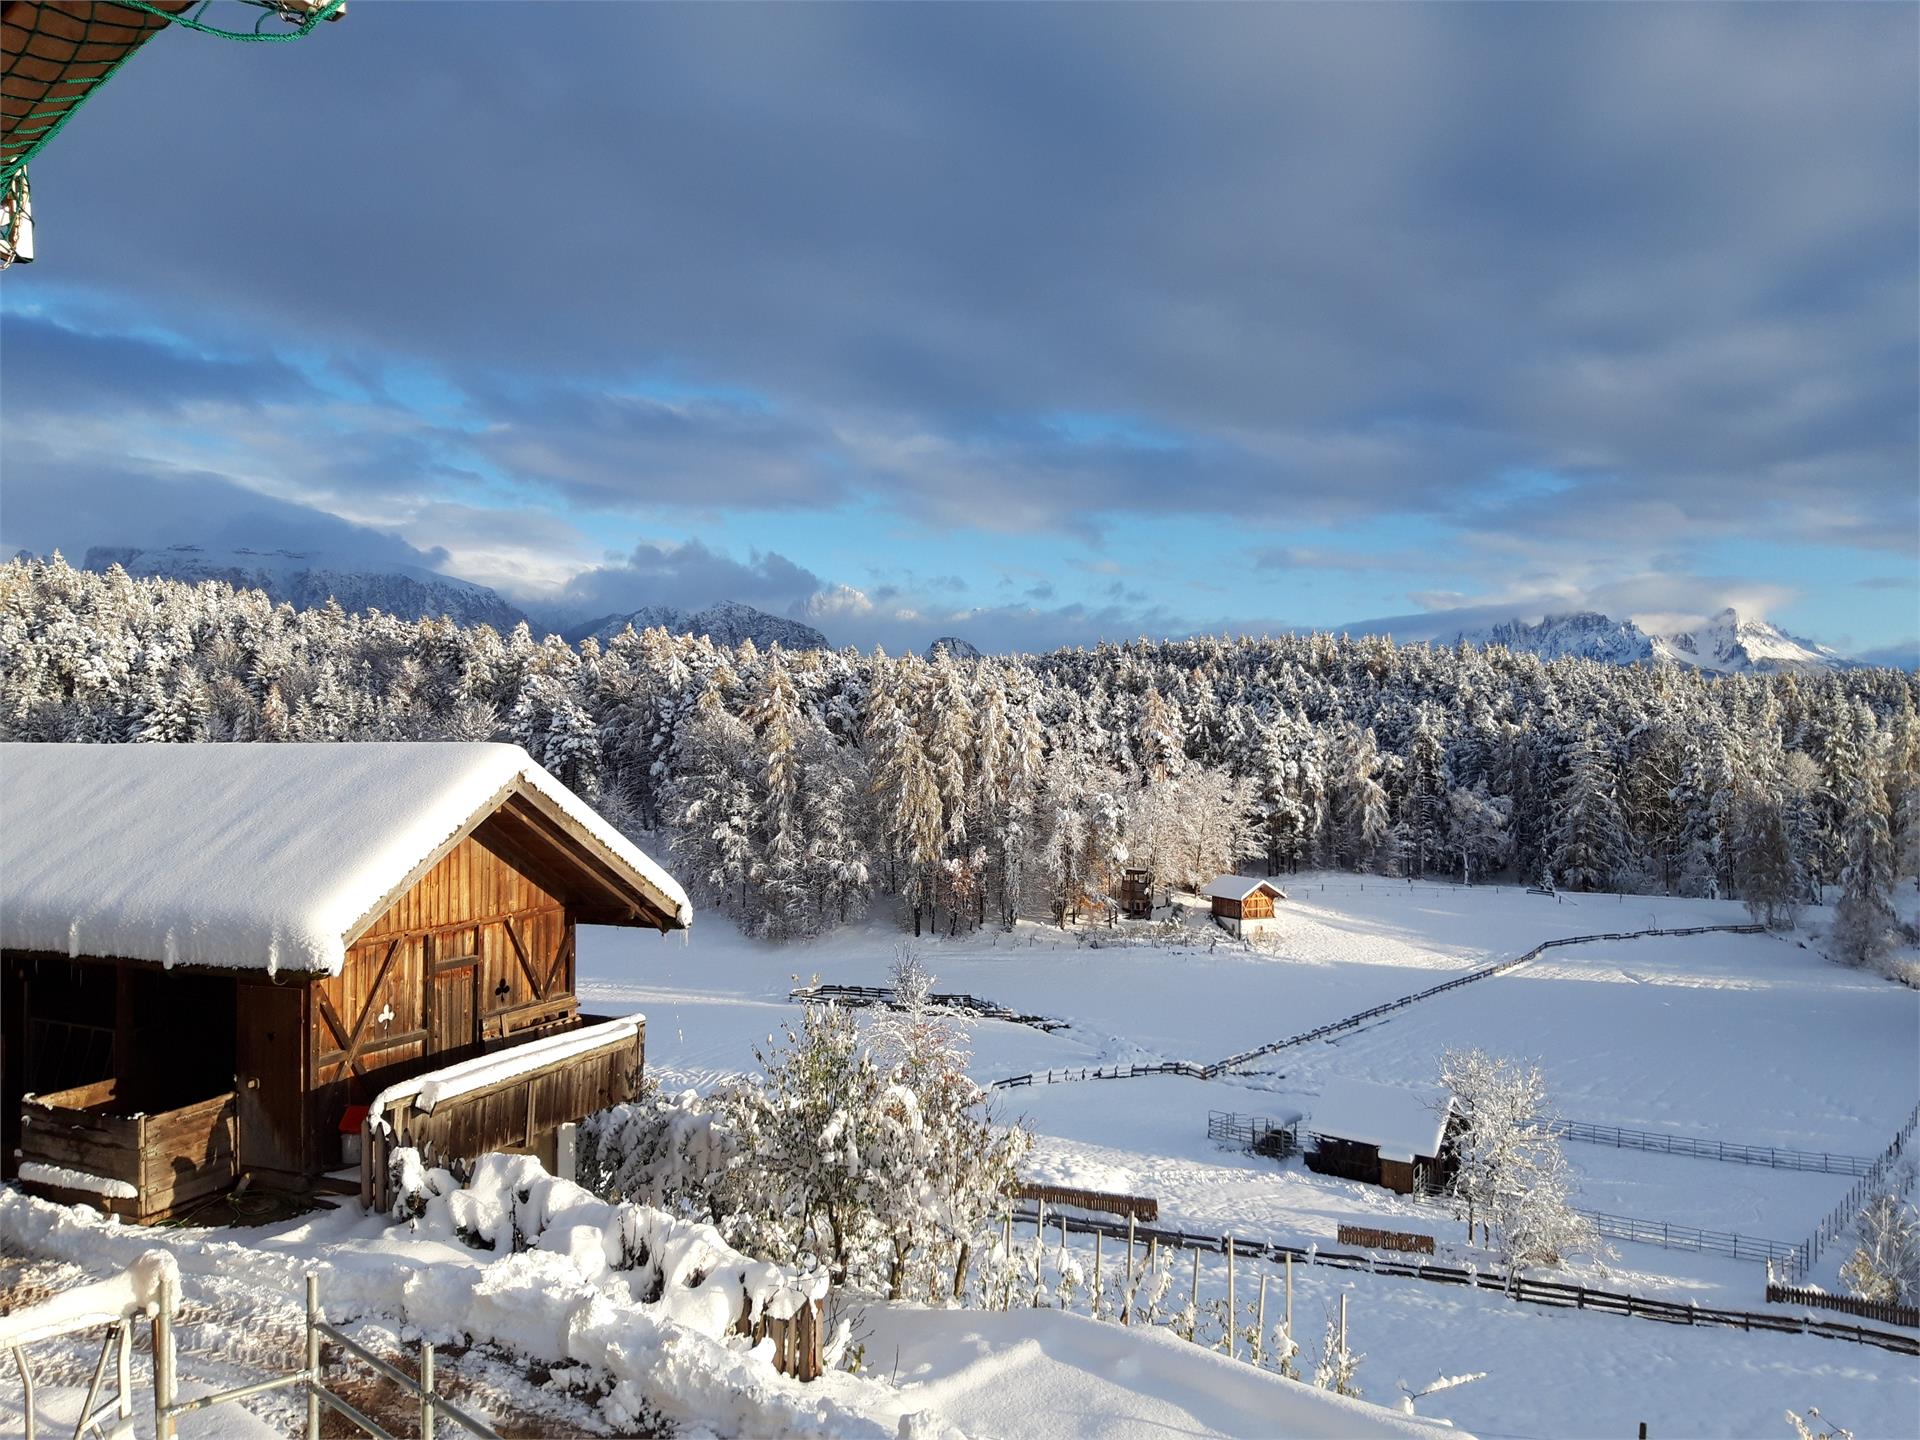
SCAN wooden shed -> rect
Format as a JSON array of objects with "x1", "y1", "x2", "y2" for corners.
[
  {"x1": 1202, "y1": 876, "x2": 1287, "y2": 936},
  {"x1": 1304, "y1": 1078, "x2": 1457, "y2": 1196},
  {"x1": 1, "y1": 741, "x2": 690, "y2": 1221}
]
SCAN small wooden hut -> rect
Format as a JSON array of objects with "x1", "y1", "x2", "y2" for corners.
[
  {"x1": 1304, "y1": 1078, "x2": 1457, "y2": 1195},
  {"x1": 1202, "y1": 876, "x2": 1287, "y2": 936},
  {"x1": 1, "y1": 741, "x2": 690, "y2": 1221}
]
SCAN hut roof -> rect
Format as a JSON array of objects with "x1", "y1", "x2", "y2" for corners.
[
  {"x1": 0, "y1": 742, "x2": 690, "y2": 976},
  {"x1": 1309, "y1": 1078, "x2": 1452, "y2": 1163},
  {"x1": 1201, "y1": 875, "x2": 1288, "y2": 902}
]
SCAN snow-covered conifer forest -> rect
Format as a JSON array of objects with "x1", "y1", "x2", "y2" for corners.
[{"x1": 5, "y1": 554, "x2": 1914, "y2": 969}]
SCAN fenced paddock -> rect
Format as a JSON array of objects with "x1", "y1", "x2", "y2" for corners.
[
  {"x1": 1207, "y1": 1110, "x2": 1301, "y2": 1159},
  {"x1": 986, "y1": 922, "x2": 1769, "y2": 1090},
  {"x1": 1009, "y1": 1208, "x2": 1920, "y2": 1357}
]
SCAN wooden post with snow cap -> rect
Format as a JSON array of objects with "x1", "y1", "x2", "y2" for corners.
[
  {"x1": 1093, "y1": 1229, "x2": 1102, "y2": 1315},
  {"x1": 1285, "y1": 1254, "x2": 1294, "y2": 1353},
  {"x1": 1224, "y1": 1235, "x2": 1235, "y2": 1356},
  {"x1": 1256, "y1": 1273, "x2": 1268, "y2": 1367},
  {"x1": 1189, "y1": 1247, "x2": 1200, "y2": 1329}
]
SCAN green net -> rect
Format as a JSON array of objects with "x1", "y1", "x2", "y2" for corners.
[{"x1": 0, "y1": 0, "x2": 344, "y2": 195}]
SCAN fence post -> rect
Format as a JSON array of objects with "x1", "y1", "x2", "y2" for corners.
[
  {"x1": 1093, "y1": 1230, "x2": 1102, "y2": 1316},
  {"x1": 1256, "y1": 1274, "x2": 1268, "y2": 1367},
  {"x1": 420, "y1": 1341, "x2": 436, "y2": 1440},
  {"x1": 115, "y1": 1317, "x2": 132, "y2": 1429},
  {"x1": 1225, "y1": 1236, "x2": 1236, "y2": 1357},
  {"x1": 152, "y1": 1267, "x2": 178, "y2": 1440},
  {"x1": 305, "y1": 1272, "x2": 321, "y2": 1440}
]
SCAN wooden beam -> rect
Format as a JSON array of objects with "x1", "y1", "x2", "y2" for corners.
[
  {"x1": 503, "y1": 917, "x2": 544, "y2": 999},
  {"x1": 333, "y1": 938, "x2": 402, "y2": 1081}
]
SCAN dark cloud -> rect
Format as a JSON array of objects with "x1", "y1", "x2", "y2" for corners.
[
  {"x1": 7, "y1": 2, "x2": 1906, "y2": 543},
  {"x1": 0, "y1": 448, "x2": 446, "y2": 573}
]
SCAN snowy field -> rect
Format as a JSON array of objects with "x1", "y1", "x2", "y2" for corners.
[{"x1": 575, "y1": 874, "x2": 1920, "y2": 1438}]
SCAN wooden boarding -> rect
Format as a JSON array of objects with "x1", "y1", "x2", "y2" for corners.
[
  {"x1": 1015, "y1": 1182, "x2": 1159, "y2": 1222},
  {"x1": 364, "y1": 1019, "x2": 644, "y2": 1212},
  {"x1": 1337, "y1": 1223, "x2": 1436, "y2": 1256},
  {"x1": 19, "y1": 1081, "x2": 236, "y2": 1223},
  {"x1": 734, "y1": 1291, "x2": 826, "y2": 1381}
]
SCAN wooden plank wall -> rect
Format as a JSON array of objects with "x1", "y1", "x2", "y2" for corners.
[
  {"x1": 19, "y1": 1082, "x2": 235, "y2": 1223},
  {"x1": 367, "y1": 1024, "x2": 643, "y2": 1210},
  {"x1": 309, "y1": 822, "x2": 585, "y2": 1167}
]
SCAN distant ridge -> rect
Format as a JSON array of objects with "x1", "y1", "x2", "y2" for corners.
[
  {"x1": 567, "y1": 599, "x2": 829, "y2": 651},
  {"x1": 81, "y1": 544, "x2": 528, "y2": 631}
]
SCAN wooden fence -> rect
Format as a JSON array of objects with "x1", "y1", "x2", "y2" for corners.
[
  {"x1": 1550, "y1": 1119, "x2": 1877, "y2": 1177},
  {"x1": 1337, "y1": 1224, "x2": 1435, "y2": 1255},
  {"x1": 988, "y1": 922, "x2": 1767, "y2": 1090},
  {"x1": 1573, "y1": 1208, "x2": 1807, "y2": 1271},
  {"x1": 1014, "y1": 1182, "x2": 1158, "y2": 1222},
  {"x1": 1764, "y1": 1281, "x2": 1919, "y2": 1331},
  {"x1": 1017, "y1": 1210, "x2": 1919, "y2": 1357},
  {"x1": 1793, "y1": 1100, "x2": 1920, "y2": 1278}
]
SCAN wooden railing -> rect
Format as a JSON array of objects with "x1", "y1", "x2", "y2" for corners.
[
  {"x1": 363, "y1": 1017, "x2": 643, "y2": 1212},
  {"x1": 18, "y1": 1082, "x2": 236, "y2": 1224}
]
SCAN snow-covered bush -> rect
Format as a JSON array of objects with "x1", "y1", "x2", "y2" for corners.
[
  {"x1": 1312, "y1": 1302, "x2": 1363, "y2": 1397},
  {"x1": 1839, "y1": 1183, "x2": 1920, "y2": 1306},
  {"x1": 577, "y1": 1084, "x2": 741, "y2": 1223},
  {"x1": 1440, "y1": 1047, "x2": 1600, "y2": 1277},
  {"x1": 577, "y1": 953, "x2": 1027, "y2": 1304}
]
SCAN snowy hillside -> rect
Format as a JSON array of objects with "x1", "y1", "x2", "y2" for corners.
[
  {"x1": 1449, "y1": 607, "x2": 1856, "y2": 674},
  {"x1": 81, "y1": 544, "x2": 527, "y2": 630},
  {"x1": 568, "y1": 599, "x2": 830, "y2": 650}
]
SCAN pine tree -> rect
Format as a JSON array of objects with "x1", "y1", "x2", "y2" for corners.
[{"x1": 1549, "y1": 724, "x2": 1627, "y2": 892}]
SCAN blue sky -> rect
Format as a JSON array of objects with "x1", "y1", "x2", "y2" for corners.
[{"x1": 1, "y1": 2, "x2": 1914, "y2": 660}]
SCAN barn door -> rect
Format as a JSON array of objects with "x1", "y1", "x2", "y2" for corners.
[
  {"x1": 429, "y1": 956, "x2": 479, "y2": 1058},
  {"x1": 235, "y1": 981, "x2": 306, "y2": 1177}
]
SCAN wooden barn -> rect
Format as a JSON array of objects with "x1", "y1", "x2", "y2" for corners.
[
  {"x1": 1118, "y1": 867, "x2": 1154, "y2": 920},
  {"x1": 1202, "y1": 875, "x2": 1287, "y2": 936},
  {"x1": 1, "y1": 741, "x2": 690, "y2": 1222},
  {"x1": 1304, "y1": 1078, "x2": 1457, "y2": 1196}
]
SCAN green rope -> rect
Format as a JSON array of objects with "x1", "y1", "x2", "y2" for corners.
[
  {"x1": 0, "y1": 2, "x2": 343, "y2": 192},
  {"x1": 112, "y1": 0, "x2": 347, "y2": 43}
]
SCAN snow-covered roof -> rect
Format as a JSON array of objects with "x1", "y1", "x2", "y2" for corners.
[
  {"x1": 1309, "y1": 1078, "x2": 1452, "y2": 1163},
  {"x1": 1202, "y1": 875, "x2": 1287, "y2": 902},
  {"x1": 0, "y1": 742, "x2": 691, "y2": 976}
]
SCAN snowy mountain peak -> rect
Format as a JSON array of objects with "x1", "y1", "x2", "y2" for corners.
[
  {"x1": 1452, "y1": 607, "x2": 1854, "y2": 674},
  {"x1": 80, "y1": 544, "x2": 528, "y2": 631}
]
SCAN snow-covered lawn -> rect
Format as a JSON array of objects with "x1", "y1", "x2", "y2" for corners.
[{"x1": 574, "y1": 874, "x2": 1920, "y2": 1438}]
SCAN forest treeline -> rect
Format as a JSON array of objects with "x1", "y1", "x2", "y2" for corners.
[{"x1": 3, "y1": 556, "x2": 1915, "y2": 964}]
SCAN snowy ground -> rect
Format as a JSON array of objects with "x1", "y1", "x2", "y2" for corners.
[
  {"x1": 575, "y1": 874, "x2": 1920, "y2": 1438},
  {"x1": 6, "y1": 877, "x2": 1913, "y2": 1439}
]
